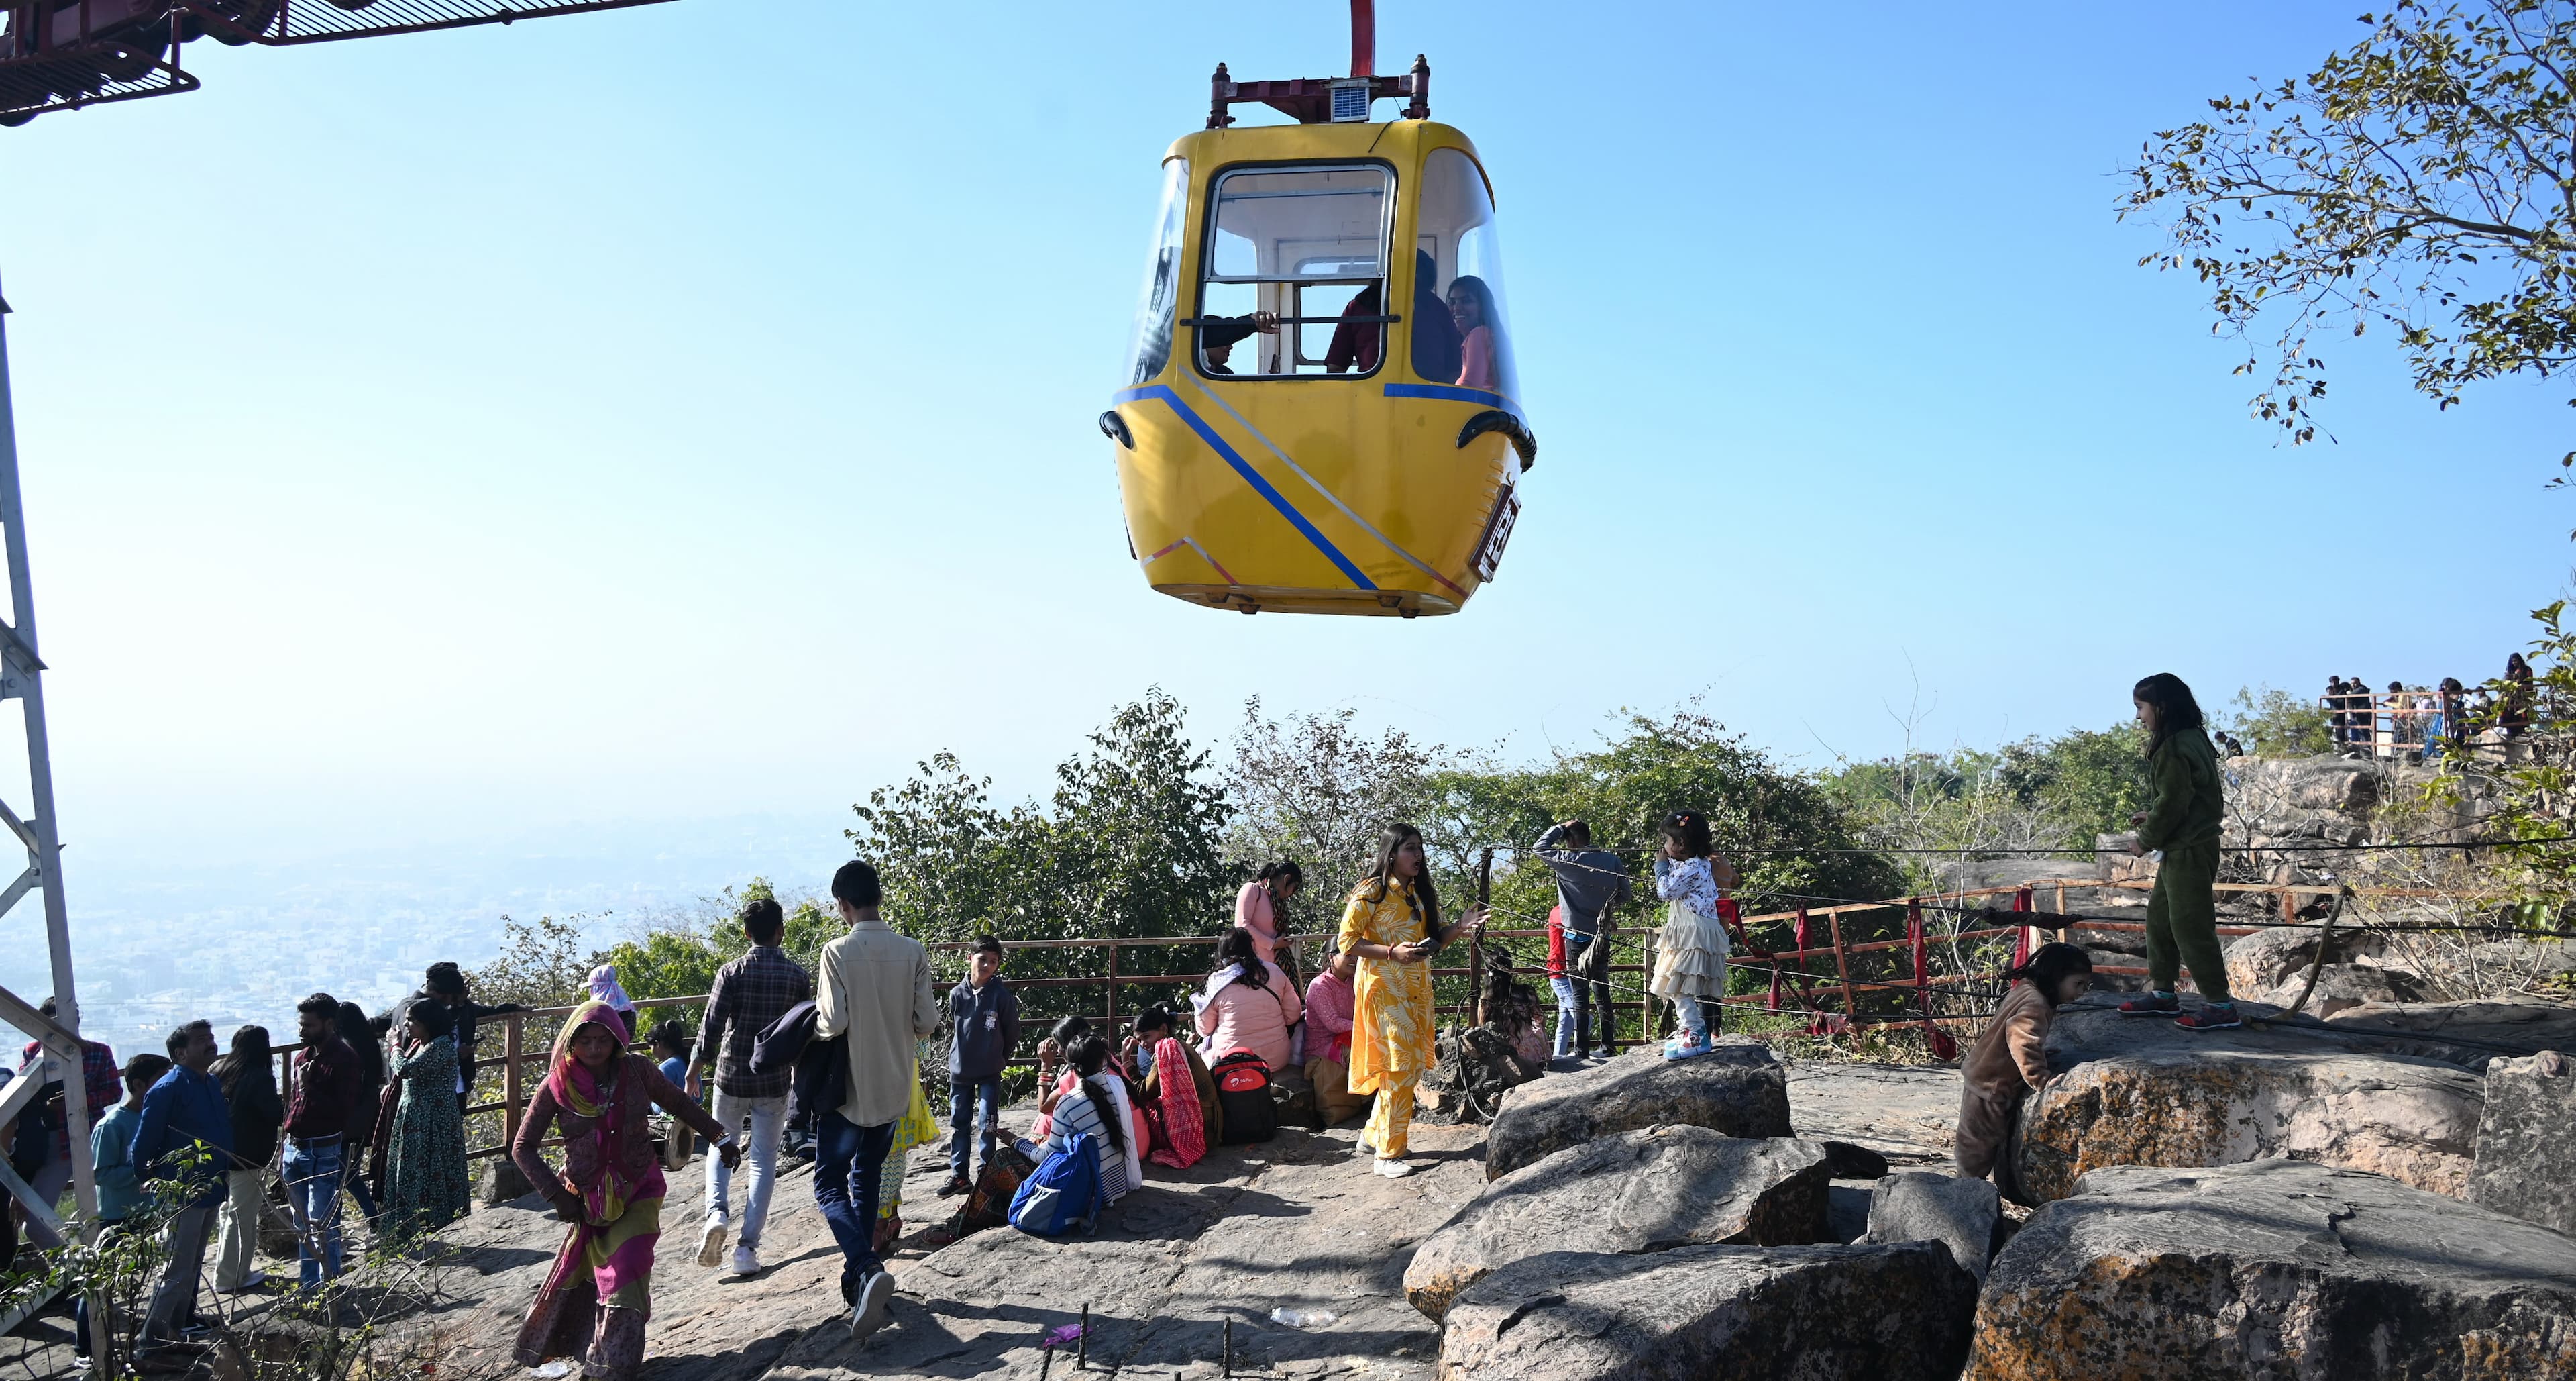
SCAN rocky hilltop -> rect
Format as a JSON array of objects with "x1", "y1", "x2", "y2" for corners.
[{"x1": 17, "y1": 963, "x2": 2568, "y2": 1380}]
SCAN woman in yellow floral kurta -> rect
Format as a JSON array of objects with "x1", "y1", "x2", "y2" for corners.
[{"x1": 1337, "y1": 824, "x2": 1486, "y2": 1178}]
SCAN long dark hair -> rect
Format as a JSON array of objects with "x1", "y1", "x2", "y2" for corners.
[
  {"x1": 1212, "y1": 927, "x2": 1271, "y2": 990},
  {"x1": 1358, "y1": 823, "x2": 1440, "y2": 935},
  {"x1": 1067, "y1": 1035, "x2": 1126, "y2": 1156},
  {"x1": 1256, "y1": 860, "x2": 1303, "y2": 890},
  {"x1": 2002, "y1": 942, "x2": 2094, "y2": 1005},
  {"x1": 211, "y1": 1025, "x2": 274, "y2": 1096},
  {"x1": 2132, "y1": 673, "x2": 2206, "y2": 756},
  {"x1": 339, "y1": 1002, "x2": 386, "y2": 1086}
]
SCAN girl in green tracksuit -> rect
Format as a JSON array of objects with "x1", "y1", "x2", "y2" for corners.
[{"x1": 2118, "y1": 673, "x2": 2238, "y2": 1031}]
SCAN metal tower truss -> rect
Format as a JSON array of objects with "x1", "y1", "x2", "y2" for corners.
[
  {"x1": 1, "y1": 0, "x2": 672, "y2": 125},
  {"x1": 0, "y1": 285, "x2": 98, "y2": 1345}
]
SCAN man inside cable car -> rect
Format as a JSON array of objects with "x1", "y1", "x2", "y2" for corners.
[
  {"x1": 1408, "y1": 249, "x2": 1463, "y2": 385},
  {"x1": 1198, "y1": 310, "x2": 1279, "y2": 376},
  {"x1": 1323, "y1": 283, "x2": 1383, "y2": 374}
]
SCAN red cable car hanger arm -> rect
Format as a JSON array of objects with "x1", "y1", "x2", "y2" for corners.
[{"x1": 1205, "y1": 0, "x2": 1426, "y2": 130}]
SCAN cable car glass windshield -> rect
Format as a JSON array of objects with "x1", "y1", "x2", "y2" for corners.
[
  {"x1": 1125, "y1": 157, "x2": 1191, "y2": 386},
  {"x1": 1413, "y1": 148, "x2": 1516, "y2": 401},
  {"x1": 1198, "y1": 164, "x2": 1391, "y2": 378}
]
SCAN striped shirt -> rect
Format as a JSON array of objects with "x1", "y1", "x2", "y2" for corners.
[{"x1": 1039, "y1": 1086, "x2": 1129, "y2": 1203}]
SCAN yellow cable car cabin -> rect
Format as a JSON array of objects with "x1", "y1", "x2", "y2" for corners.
[{"x1": 1102, "y1": 58, "x2": 1534, "y2": 617}]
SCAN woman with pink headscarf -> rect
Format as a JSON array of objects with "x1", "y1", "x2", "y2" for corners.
[{"x1": 512, "y1": 1001, "x2": 736, "y2": 1381}]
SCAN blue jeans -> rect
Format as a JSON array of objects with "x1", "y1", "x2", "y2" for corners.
[
  {"x1": 281, "y1": 1138, "x2": 345, "y2": 1287},
  {"x1": 813, "y1": 1109, "x2": 898, "y2": 1293},
  {"x1": 1549, "y1": 977, "x2": 1579, "y2": 1058},
  {"x1": 948, "y1": 1077, "x2": 1001, "y2": 1178},
  {"x1": 706, "y1": 1090, "x2": 787, "y2": 1250}
]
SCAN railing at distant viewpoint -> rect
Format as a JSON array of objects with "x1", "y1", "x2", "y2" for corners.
[
  {"x1": 233, "y1": 870, "x2": 2503, "y2": 1164},
  {"x1": 2318, "y1": 688, "x2": 2559, "y2": 760}
]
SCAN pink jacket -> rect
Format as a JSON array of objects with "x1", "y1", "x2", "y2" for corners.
[
  {"x1": 1303, "y1": 970, "x2": 1354, "y2": 1064},
  {"x1": 1194, "y1": 962, "x2": 1303, "y2": 1070},
  {"x1": 1234, "y1": 882, "x2": 1281, "y2": 964}
]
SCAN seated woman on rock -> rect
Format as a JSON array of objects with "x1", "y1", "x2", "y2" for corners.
[
  {"x1": 1134, "y1": 1006, "x2": 1221, "y2": 1163},
  {"x1": 1032, "y1": 1035, "x2": 1133, "y2": 1205},
  {"x1": 1028, "y1": 1015, "x2": 1093, "y2": 1139},
  {"x1": 1193, "y1": 927, "x2": 1303, "y2": 1071},
  {"x1": 1957, "y1": 942, "x2": 2091, "y2": 1201}
]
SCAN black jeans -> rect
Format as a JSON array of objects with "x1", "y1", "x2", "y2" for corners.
[{"x1": 1568, "y1": 936, "x2": 1615, "y2": 1052}]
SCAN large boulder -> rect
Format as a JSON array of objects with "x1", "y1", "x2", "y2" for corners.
[
  {"x1": 2254, "y1": 962, "x2": 2424, "y2": 1018},
  {"x1": 2014, "y1": 994, "x2": 2485, "y2": 1203},
  {"x1": 2469, "y1": 1049, "x2": 2576, "y2": 1235},
  {"x1": 1483, "y1": 1037, "x2": 1790, "y2": 1181},
  {"x1": 1966, "y1": 1158, "x2": 2576, "y2": 1381},
  {"x1": 1403, "y1": 1129, "x2": 1829, "y2": 1319},
  {"x1": 2222, "y1": 923, "x2": 2385, "y2": 996},
  {"x1": 1862, "y1": 1171, "x2": 2000, "y2": 1284},
  {"x1": 2328, "y1": 996, "x2": 2576, "y2": 1072},
  {"x1": 1438, "y1": 1242, "x2": 1975, "y2": 1381}
]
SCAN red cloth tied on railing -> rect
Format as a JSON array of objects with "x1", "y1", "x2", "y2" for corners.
[{"x1": 2011, "y1": 887, "x2": 2034, "y2": 968}]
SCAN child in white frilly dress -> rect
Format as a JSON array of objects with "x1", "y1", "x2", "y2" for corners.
[{"x1": 1650, "y1": 809, "x2": 1739, "y2": 1060}]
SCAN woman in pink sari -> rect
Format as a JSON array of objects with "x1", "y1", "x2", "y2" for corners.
[{"x1": 513, "y1": 1001, "x2": 737, "y2": 1381}]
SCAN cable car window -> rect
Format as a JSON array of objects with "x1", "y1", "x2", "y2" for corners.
[
  {"x1": 1124, "y1": 157, "x2": 1191, "y2": 386},
  {"x1": 1197, "y1": 164, "x2": 1391, "y2": 378},
  {"x1": 1411, "y1": 148, "x2": 1517, "y2": 399}
]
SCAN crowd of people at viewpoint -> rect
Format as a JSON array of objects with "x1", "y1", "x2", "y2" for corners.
[
  {"x1": 2316, "y1": 654, "x2": 2538, "y2": 760},
  {"x1": 0, "y1": 673, "x2": 2341, "y2": 1372}
]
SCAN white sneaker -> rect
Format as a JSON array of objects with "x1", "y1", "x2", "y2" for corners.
[
  {"x1": 1372, "y1": 1158, "x2": 1415, "y2": 1178},
  {"x1": 696, "y1": 1219, "x2": 729, "y2": 1268},
  {"x1": 849, "y1": 1268, "x2": 895, "y2": 1341},
  {"x1": 730, "y1": 1245, "x2": 760, "y2": 1276}
]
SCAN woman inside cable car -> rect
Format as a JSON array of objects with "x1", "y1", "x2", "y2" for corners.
[{"x1": 1447, "y1": 274, "x2": 1503, "y2": 389}]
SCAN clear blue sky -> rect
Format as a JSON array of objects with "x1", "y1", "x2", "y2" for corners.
[{"x1": 0, "y1": 0, "x2": 2567, "y2": 878}]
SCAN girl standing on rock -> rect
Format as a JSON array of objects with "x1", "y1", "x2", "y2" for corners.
[
  {"x1": 1958, "y1": 942, "x2": 2092, "y2": 1198},
  {"x1": 1338, "y1": 823, "x2": 1486, "y2": 1178},
  {"x1": 513, "y1": 1001, "x2": 737, "y2": 1381},
  {"x1": 1649, "y1": 810, "x2": 1738, "y2": 1061},
  {"x1": 2118, "y1": 672, "x2": 2238, "y2": 1031}
]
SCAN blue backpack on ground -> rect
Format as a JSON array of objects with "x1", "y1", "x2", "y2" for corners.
[{"x1": 1008, "y1": 1132, "x2": 1104, "y2": 1237}]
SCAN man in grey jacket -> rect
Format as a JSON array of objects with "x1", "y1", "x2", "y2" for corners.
[
  {"x1": 1535, "y1": 821, "x2": 1631, "y2": 1059},
  {"x1": 812, "y1": 860, "x2": 940, "y2": 1342}
]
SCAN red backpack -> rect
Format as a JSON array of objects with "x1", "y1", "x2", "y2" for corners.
[{"x1": 1209, "y1": 1050, "x2": 1277, "y2": 1144}]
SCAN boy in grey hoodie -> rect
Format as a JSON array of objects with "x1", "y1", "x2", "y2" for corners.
[{"x1": 940, "y1": 936, "x2": 1020, "y2": 1195}]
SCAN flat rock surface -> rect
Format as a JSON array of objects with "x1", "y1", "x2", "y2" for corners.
[
  {"x1": 1781, "y1": 1058, "x2": 1959, "y2": 1164},
  {"x1": 2016, "y1": 993, "x2": 2486, "y2": 1202},
  {"x1": 407, "y1": 1112, "x2": 1489, "y2": 1381},
  {"x1": 1403, "y1": 1129, "x2": 1829, "y2": 1319},
  {"x1": 2327, "y1": 996, "x2": 2576, "y2": 1071},
  {"x1": 1966, "y1": 1158, "x2": 2576, "y2": 1381},
  {"x1": 1438, "y1": 1241, "x2": 1976, "y2": 1381},
  {"x1": 1483, "y1": 1037, "x2": 1790, "y2": 1181}
]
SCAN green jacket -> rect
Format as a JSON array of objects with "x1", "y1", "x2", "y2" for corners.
[{"x1": 2138, "y1": 725, "x2": 2224, "y2": 851}]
